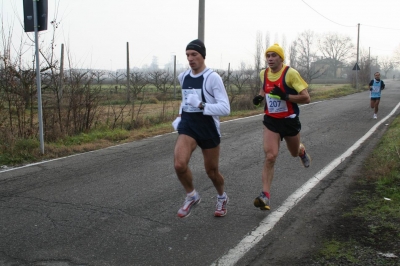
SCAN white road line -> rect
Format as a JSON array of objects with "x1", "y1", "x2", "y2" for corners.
[{"x1": 211, "y1": 102, "x2": 400, "y2": 266}]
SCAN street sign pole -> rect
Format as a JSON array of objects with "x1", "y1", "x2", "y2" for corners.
[
  {"x1": 352, "y1": 62, "x2": 360, "y2": 90},
  {"x1": 356, "y1": 62, "x2": 359, "y2": 91},
  {"x1": 33, "y1": 0, "x2": 45, "y2": 154}
]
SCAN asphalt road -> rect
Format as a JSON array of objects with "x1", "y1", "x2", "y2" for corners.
[{"x1": 1, "y1": 80, "x2": 399, "y2": 266}]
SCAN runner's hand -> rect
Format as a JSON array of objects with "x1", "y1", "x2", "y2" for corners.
[
  {"x1": 253, "y1": 95, "x2": 264, "y2": 106},
  {"x1": 269, "y1": 85, "x2": 287, "y2": 100},
  {"x1": 186, "y1": 90, "x2": 201, "y2": 108},
  {"x1": 172, "y1": 117, "x2": 181, "y2": 130}
]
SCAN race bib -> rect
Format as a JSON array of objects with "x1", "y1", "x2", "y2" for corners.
[
  {"x1": 371, "y1": 84, "x2": 381, "y2": 98},
  {"x1": 371, "y1": 84, "x2": 380, "y2": 93},
  {"x1": 266, "y1": 95, "x2": 288, "y2": 113},
  {"x1": 182, "y1": 88, "x2": 203, "y2": 112}
]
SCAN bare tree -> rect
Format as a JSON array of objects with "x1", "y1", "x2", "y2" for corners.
[
  {"x1": 254, "y1": 31, "x2": 263, "y2": 92},
  {"x1": 109, "y1": 71, "x2": 124, "y2": 93},
  {"x1": 147, "y1": 70, "x2": 173, "y2": 95},
  {"x1": 289, "y1": 41, "x2": 298, "y2": 69},
  {"x1": 379, "y1": 56, "x2": 395, "y2": 78},
  {"x1": 92, "y1": 70, "x2": 107, "y2": 85},
  {"x1": 214, "y1": 67, "x2": 232, "y2": 93},
  {"x1": 294, "y1": 30, "x2": 325, "y2": 84},
  {"x1": 0, "y1": 11, "x2": 46, "y2": 139},
  {"x1": 264, "y1": 32, "x2": 270, "y2": 69},
  {"x1": 128, "y1": 71, "x2": 147, "y2": 100},
  {"x1": 126, "y1": 71, "x2": 148, "y2": 128},
  {"x1": 147, "y1": 69, "x2": 174, "y2": 119},
  {"x1": 318, "y1": 32, "x2": 355, "y2": 78},
  {"x1": 231, "y1": 62, "x2": 252, "y2": 95},
  {"x1": 281, "y1": 34, "x2": 287, "y2": 60},
  {"x1": 393, "y1": 44, "x2": 400, "y2": 66},
  {"x1": 61, "y1": 69, "x2": 103, "y2": 135}
]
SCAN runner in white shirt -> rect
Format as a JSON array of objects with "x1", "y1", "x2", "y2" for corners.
[{"x1": 172, "y1": 39, "x2": 230, "y2": 218}]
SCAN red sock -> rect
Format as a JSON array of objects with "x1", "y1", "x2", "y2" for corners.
[{"x1": 263, "y1": 191, "x2": 270, "y2": 199}]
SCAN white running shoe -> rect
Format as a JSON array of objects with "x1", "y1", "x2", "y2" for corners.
[
  {"x1": 214, "y1": 193, "x2": 229, "y2": 217},
  {"x1": 373, "y1": 114, "x2": 377, "y2": 119},
  {"x1": 177, "y1": 192, "x2": 201, "y2": 218}
]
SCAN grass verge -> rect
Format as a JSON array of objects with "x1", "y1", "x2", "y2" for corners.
[{"x1": 310, "y1": 116, "x2": 400, "y2": 265}]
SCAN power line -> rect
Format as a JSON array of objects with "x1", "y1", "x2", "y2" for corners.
[
  {"x1": 302, "y1": 0, "x2": 400, "y2": 31},
  {"x1": 361, "y1": 24, "x2": 400, "y2": 31},
  {"x1": 301, "y1": 0, "x2": 355, "y2": 28}
]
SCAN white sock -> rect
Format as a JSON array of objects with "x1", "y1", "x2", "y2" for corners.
[
  {"x1": 187, "y1": 190, "x2": 196, "y2": 197},
  {"x1": 218, "y1": 192, "x2": 226, "y2": 198}
]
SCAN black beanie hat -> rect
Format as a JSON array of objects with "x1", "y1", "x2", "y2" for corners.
[{"x1": 186, "y1": 39, "x2": 206, "y2": 59}]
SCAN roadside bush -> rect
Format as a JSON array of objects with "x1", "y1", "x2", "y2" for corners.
[
  {"x1": 0, "y1": 138, "x2": 38, "y2": 165},
  {"x1": 231, "y1": 95, "x2": 256, "y2": 111},
  {"x1": 148, "y1": 97, "x2": 159, "y2": 104},
  {"x1": 14, "y1": 138, "x2": 39, "y2": 153}
]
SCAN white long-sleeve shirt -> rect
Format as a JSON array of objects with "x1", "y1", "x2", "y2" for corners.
[{"x1": 178, "y1": 67, "x2": 230, "y2": 136}]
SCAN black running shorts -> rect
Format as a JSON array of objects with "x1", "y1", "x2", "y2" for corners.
[
  {"x1": 263, "y1": 115, "x2": 301, "y2": 141},
  {"x1": 178, "y1": 111, "x2": 221, "y2": 149}
]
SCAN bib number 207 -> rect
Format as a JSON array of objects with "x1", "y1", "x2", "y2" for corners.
[{"x1": 269, "y1": 100, "x2": 281, "y2": 108}]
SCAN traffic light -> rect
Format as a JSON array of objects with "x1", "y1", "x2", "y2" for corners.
[{"x1": 23, "y1": 0, "x2": 48, "y2": 32}]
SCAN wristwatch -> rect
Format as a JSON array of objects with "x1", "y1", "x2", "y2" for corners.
[{"x1": 199, "y1": 102, "x2": 206, "y2": 110}]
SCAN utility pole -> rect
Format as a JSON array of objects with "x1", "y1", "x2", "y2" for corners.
[
  {"x1": 369, "y1": 47, "x2": 371, "y2": 79},
  {"x1": 173, "y1": 55, "x2": 177, "y2": 99},
  {"x1": 227, "y1": 63, "x2": 230, "y2": 91},
  {"x1": 356, "y1": 23, "x2": 360, "y2": 64},
  {"x1": 368, "y1": 47, "x2": 370, "y2": 61},
  {"x1": 59, "y1": 44, "x2": 64, "y2": 99},
  {"x1": 126, "y1": 42, "x2": 130, "y2": 103},
  {"x1": 198, "y1": 0, "x2": 205, "y2": 42},
  {"x1": 356, "y1": 23, "x2": 360, "y2": 89}
]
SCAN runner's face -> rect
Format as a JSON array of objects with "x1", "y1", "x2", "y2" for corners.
[
  {"x1": 266, "y1": 52, "x2": 283, "y2": 71},
  {"x1": 374, "y1": 73, "x2": 380, "y2": 79},
  {"x1": 186, "y1": 50, "x2": 205, "y2": 73}
]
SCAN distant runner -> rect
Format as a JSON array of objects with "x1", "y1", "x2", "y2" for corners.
[{"x1": 369, "y1": 72, "x2": 385, "y2": 119}]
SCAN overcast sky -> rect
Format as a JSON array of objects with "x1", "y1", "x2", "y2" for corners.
[{"x1": 2, "y1": 0, "x2": 400, "y2": 71}]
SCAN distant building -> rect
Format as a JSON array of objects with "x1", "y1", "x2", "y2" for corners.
[{"x1": 312, "y1": 58, "x2": 346, "y2": 78}]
